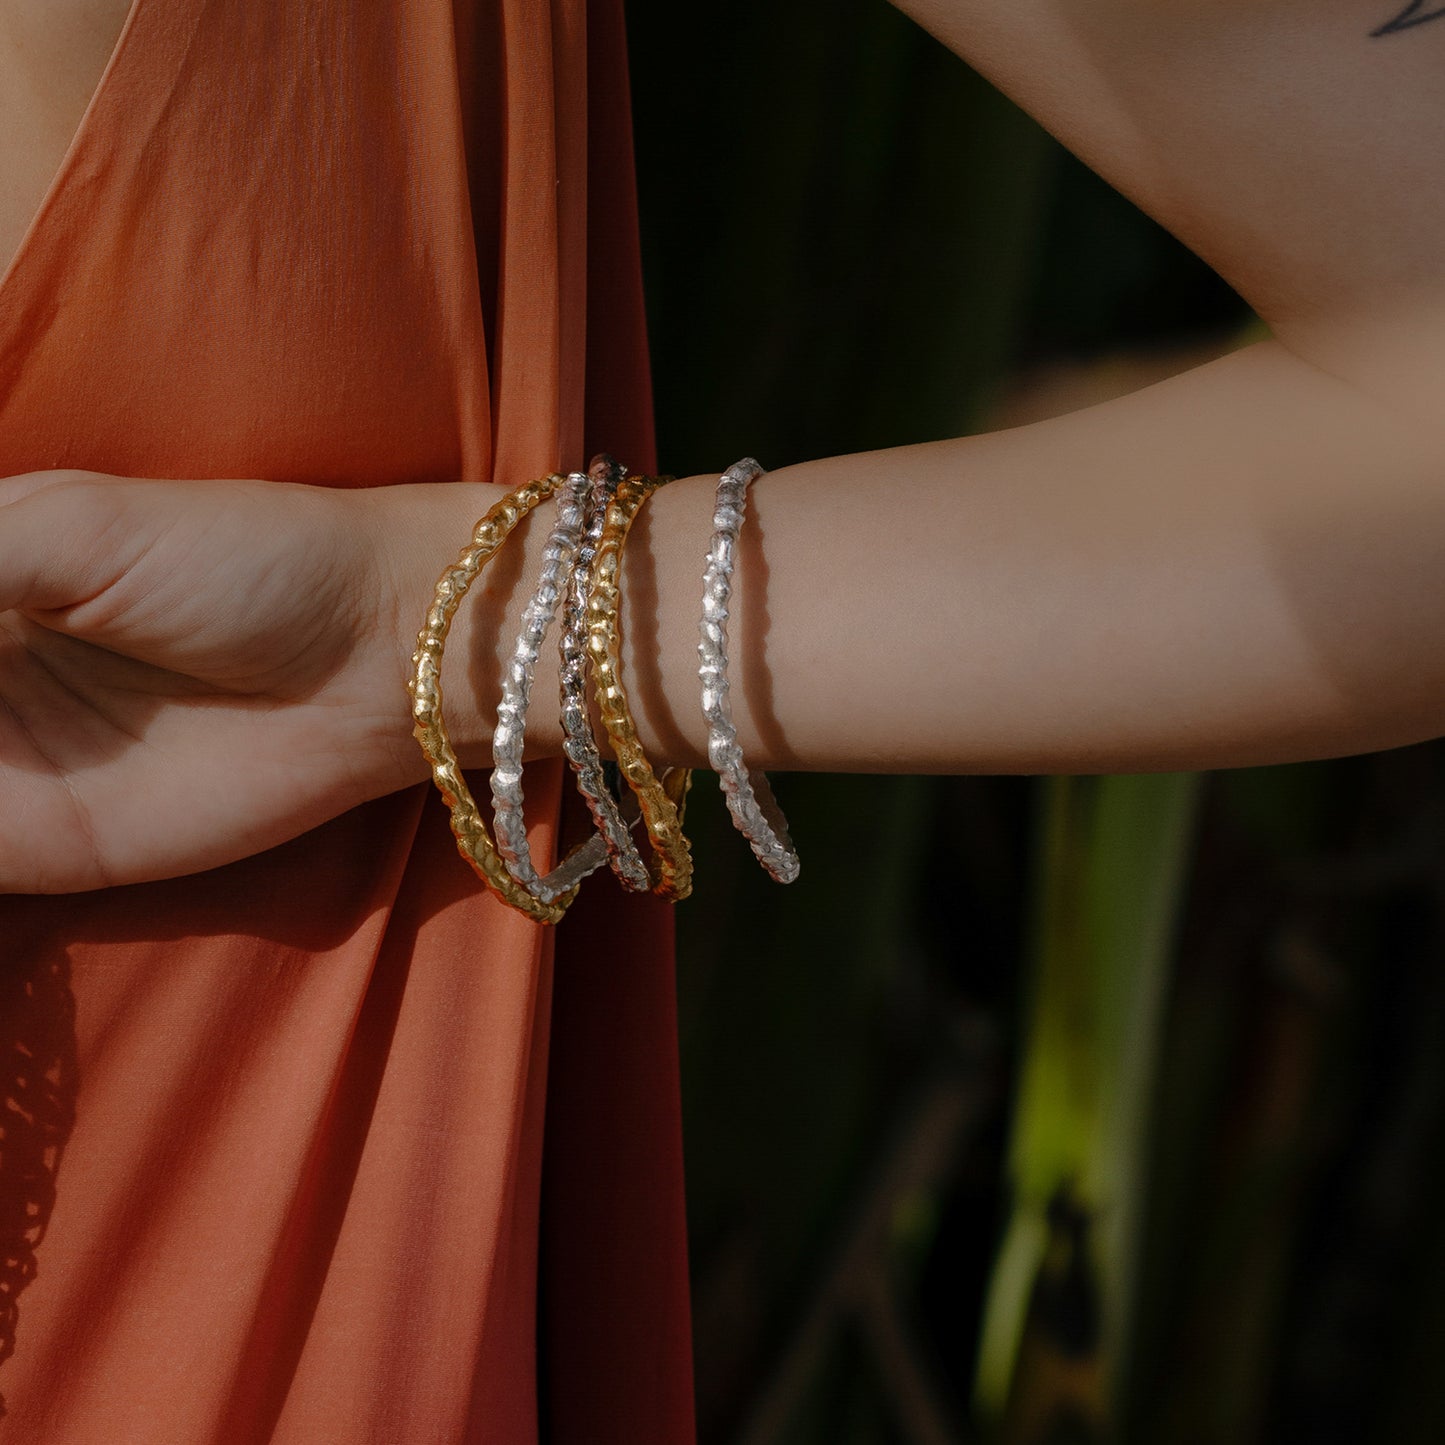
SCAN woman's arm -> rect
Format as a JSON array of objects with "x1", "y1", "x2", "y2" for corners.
[
  {"x1": 416, "y1": 0, "x2": 1445, "y2": 775},
  {"x1": 6, "y1": 0, "x2": 1445, "y2": 892},
  {"x1": 402, "y1": 336, "x2": 1445, "y2": 778},
  {"x1": 887, "y1": 0, "x2": 1445, "y2": 434},
  {"x1": 4, "y1": 331, "x2": 1440, "y2": 894}
]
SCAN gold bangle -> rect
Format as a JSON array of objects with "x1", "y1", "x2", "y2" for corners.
[
  {"x1": 408, "y1": 474, "x2": 577, "y2": 925},
  {"x1": 585, "y1": 473, "x2": 695, "y2": 900}
]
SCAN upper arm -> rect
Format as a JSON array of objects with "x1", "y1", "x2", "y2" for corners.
[{"x1": 889, "y1": 0, "x2": 1445, "y2": 437}]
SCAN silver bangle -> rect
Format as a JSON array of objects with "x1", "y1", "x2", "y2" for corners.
[
  {"x1": 698, "y1": 458, "x2": 801, "y2": 883},
  {"x1": 557, "y1": 454, "x2": 653, "y2": 891},
  {"x1": 490, "y1": 470, "x2": 605, "y2": 903}
]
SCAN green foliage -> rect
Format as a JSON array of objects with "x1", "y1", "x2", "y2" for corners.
[
  {"x1": 975, "y1": 774, "x2": 1202, "y2": 1432},
  {"x1": 623, "y1": 6, "x2": 1445, "y2": 1445}
]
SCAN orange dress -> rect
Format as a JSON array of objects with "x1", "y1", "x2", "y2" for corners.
[{"x1": 0, "y1": 2, "x2": 694, "y2": 1440}]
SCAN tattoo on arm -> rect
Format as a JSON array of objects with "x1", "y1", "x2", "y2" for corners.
[{"x1": 1372, "y1": 2, "x2": 1445, "y2": 36}]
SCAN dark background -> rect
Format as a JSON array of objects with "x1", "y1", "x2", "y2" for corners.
[{"x1": 626, "y1": 4, "x2": 1445, "y2": 1443}]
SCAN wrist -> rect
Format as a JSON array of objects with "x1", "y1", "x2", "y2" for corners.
[
  {"x1": 369, "y1": 480, "x2": 516, "y2": 778},
  {"x1": 371, "y1": 467, "x2": 727, "y2": 795}
]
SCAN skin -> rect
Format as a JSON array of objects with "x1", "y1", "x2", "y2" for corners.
[
  {"x1": 0, "y1": 0, "x2": 136, "y2": 270},
  {"x1": 2, "y1": 0, "x2": 1444, "y2": 893}
]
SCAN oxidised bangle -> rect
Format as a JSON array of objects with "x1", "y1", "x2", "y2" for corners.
[{"x1": 557, "y1": 454, "x2": 653, "y2": 891}]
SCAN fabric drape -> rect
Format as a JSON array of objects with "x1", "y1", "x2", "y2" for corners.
[{"x1": 0, "y1": 2, "x2": 693, "y2": 1439}]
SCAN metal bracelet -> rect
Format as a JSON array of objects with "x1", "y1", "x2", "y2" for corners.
[
  {"x1": 557, "y1": 454, "x2": 653, "y2": 891},
  {"x1": 588, "y1": 472, "x2": 695, "y2": 900},
  {"x1": 408, "y1": 474, "x2": 577, "y2": 925},
  {"x1": 489, "y1": 471, "x2": 602, "y2": 903},
  {"x1": 698, "y1": 458, "x2": 801, "y2": 884}
]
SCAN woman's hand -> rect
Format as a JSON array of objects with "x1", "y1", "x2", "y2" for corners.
[{"x1": 0, "y1": 470, "x2": 488, "y2": 894}]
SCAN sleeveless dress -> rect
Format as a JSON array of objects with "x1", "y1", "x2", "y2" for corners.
[{"x1": 0, "y1": 2, "x2": 695, "y2": 1440}]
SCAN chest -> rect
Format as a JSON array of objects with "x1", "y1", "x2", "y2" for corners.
[{"x1": 0, "y1": 0, "x2": 133, "y2": 275}]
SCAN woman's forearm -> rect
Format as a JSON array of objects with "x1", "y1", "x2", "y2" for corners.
[
  {"x1": 394, "y1": 336, "x2": 1445, "y2": 779},
  {"x1": 377, "y1": 0, "x2": 1445, "y2": 787},
  {"x1": 2, "y1": 331, "x2": 1434, "y2": 893}
]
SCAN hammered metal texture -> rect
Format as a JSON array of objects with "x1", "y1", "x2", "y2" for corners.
[
  {"x1": 407, "y1": 474, "x2": 576, "y2": 925},
  {"x1": 586, "y1": 472, "x2": 695, "y2": 900},
  {"x1": 557, "y1": 455, "x2": 653, "y2": 891},
  {"x1": 698, "y1": 458, "x2": 801, "y2": 884},
  {"x1": 490, "y1": 472, "x2": 599, "y2": 902}
]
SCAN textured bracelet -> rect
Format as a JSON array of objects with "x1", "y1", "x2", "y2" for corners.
[
  {"x1": 557, "y1": 454, "x2": 653, "y2": 892},
  {"x1": 586, "y1": 472, "x2": 695, "y2": 900},
  {"x1": 408, "y1": 474, "x2": 578, "y2": 925},
  {"x1": 490, "y1": 470, "x2": 614, "y2": 903},
  {"x1": 698, "y1": 458, "x2": 801, "y2": 884}
]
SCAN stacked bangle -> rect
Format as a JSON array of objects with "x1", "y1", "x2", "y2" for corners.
[
  {"x1": 699, "y1": 459, "x2": 800, "y2": 883},
  {"x1": 411, "y1": 453, "x2": 800, "y2": 923},
  {"x1": 585, "y1": 472, "x2": 695, "y2": 901},
  {"x1": 489, "y1": 470, "x2": 608, "y2": 903},
  {"x1": 557, "y1": 455, "x2": 654, "y2": 892},
  {"x1": 409, "y1": 474, "x2": 579, "y2": 925}
]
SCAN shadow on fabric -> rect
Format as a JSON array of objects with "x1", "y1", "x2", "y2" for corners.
[{"x1": 0, "y1": 941, "x2": 77, "y2": 1418}]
